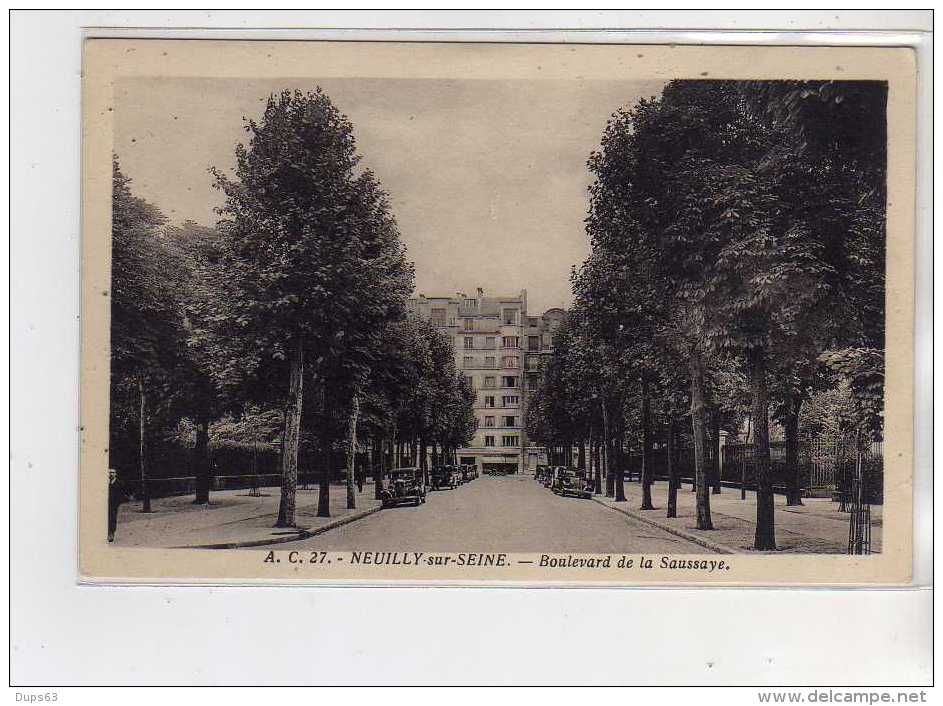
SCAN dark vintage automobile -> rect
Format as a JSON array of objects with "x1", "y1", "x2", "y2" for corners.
[
  {"x1": 551, "y1": 467, "x2": 594, "y2": 499},
  {"x1": 460, "y1": 464, "x2": 477, "y2": 483},
  {"x1": 381, "y1": 467, "x2": 427, "y2": 507},
  {"x1": 535, "y1": 465, "x2": 550, "y2": 483},
  {"x1": 431, "y1": 464, "x2": 462, "y2": 490}
]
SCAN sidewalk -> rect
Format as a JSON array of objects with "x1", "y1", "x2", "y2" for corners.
[
  {"x1": 112, "y1": 482, "x2": 382, "y2": 549},
  {"x1": 594, "y1": 480, "x2": 882, "y2": 554}
]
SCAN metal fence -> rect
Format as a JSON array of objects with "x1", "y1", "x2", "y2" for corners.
[
  {"x1": 722, "y1": 438, "x2": 883, "y2": 502},
  {"x1": 619, "y1": 437, "x2": 883, "y2": 503},
  {"x1": 125, "y1": 470, "x2": 361, "y2": 501},
  {"x1": 114, "y1": 438, "x2": 376, "y2": 501},
  {"x1": 621, "y1": 445, "x2": 717, "y2": 486}
]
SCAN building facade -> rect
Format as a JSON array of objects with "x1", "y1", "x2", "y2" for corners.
[{"x1": 407, "y1": 289, "x2": 565, "y2": 474}]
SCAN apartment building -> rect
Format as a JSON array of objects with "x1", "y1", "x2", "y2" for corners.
[{"x1": 407, "y1": 288, "x2": 564, "y2": 474}]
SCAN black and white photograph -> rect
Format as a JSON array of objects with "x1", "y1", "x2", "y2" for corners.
[
  {"x1": 11, "y1": 10, "x2": 932, "y2": 691},
  {"x1": 79, "y1": 39, "x2": 916, "y2": 584}
]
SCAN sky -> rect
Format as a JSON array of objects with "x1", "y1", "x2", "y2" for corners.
[{"x1": 114, "y1": 76, "x2": 666, "y2": 314}]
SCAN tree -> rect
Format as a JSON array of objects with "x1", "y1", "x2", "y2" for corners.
[
  {"x1": 212, "y1": 89, "x2": 413, "y2": 527},
  {"x1": 162, "y1": 221, "x2": 239, "y2": 504},
  {"x1": 110, "y1": 157, "x2": 184, "y2": 512},
  {"x1": 745, "y1": 81, "x2": 888, "y2": 507},
  {"x1": 578, "y1": 96, "x2": 715, "y2": 522},
  {"x1": 520, "y1": 79, "x2": 887, "y2": 550},
  {"x1": 525, "y1": 314, "x2": 602, "y2": 487},
  {"x1": 624, "y1": 81, "x2": 835, "y2": 547}
]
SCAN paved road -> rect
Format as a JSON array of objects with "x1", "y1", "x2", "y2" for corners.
[{"x1": 281, "y1": 473, "x2": 711, "y2": 553}]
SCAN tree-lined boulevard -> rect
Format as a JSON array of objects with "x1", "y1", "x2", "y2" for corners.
[
  {"x1": 526, "y1": 80, "x2": 886, "y2": 553},
  {"x1": 110, "y1": 80, "x2": 886, "y2": 554}
]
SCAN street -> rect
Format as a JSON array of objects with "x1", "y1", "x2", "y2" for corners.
[{"x1": 281, "y1": 473, "x2": 712, "y2": 553}]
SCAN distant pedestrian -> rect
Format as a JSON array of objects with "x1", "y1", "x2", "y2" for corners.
[
  {"x1": 355, "y1": 460, "x2": 365, "y2": 493},
  {"x1": 107, "y1": 468, "x2": 127, "y2": 543}
]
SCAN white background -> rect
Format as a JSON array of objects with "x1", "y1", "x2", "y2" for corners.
[{"x1": 8, "y1": 9, "x2": 934, "y2": 691}]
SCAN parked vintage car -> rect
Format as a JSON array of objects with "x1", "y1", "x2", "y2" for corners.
[
  {"x1": 551, "y1": 467, "x2": 593, "y2": 499},
  {"x1": 381, "y1": 467, "x2": 427, "y2": 507},
  {"x1": 535, "y1": 465, "x2": 551, "y2": 483},
  {"x1": 431, "y1": 464, "x2": 462, "y2": 490},
  {"x1": 461, "y1": 464, "x2": 477, "y2": 483}
]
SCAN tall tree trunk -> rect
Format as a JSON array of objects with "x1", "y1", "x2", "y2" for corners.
[
  {"x1": 592, "y1": 428, "x2": 602, "y2": 494},
  {"x1": 602, "y1": 400, "x2": 613, "y2": 497},
  {"x1": 578, "y1": 437, "x2": 586, "y2": 471},
  {"x1": 345, "y1": 389, "x2": 360, "y2": 510},
  {"x1": 749, "y1": 347, "x2": 776, "y2": 550},
  {"x1": 614, "y1": 417, "x2": 626, "y2": 502},
  {"x1": 318, "y1": 444, "x2": 332, "y2": 518},
  {"x1": 640, "y1": 378, "x2": 654, "y2": 509},
  {"x1": 740, "y1": 415, "x2": 751, "y2": 500},
  {"x1": 138, "y1": 377, "x2": 151, "y2": 513},
  {"x1": 370, "y1": 432, "x2": 383, "y2": 498},
  {"x1": 784, "y1": 393, "x2": 804, "y2": 506},
  {"x1": 374, "y1": 438, "x2": 385, "y2": 500},
  {"x1": 193, "y1": 413, "x2": 211, "y2": 505},
  {"x1": 365, "y1": 438, "x2": 375, "y2": 499},
  {"x1": 666, "y1": 420, "x2": 678, "y2": 518},
  {"x1": 689, "y1": 348, "x2": 713, "y2": 530},
  {"x1": 276, "y1": 339, "x2": 304, "y2": 527}
]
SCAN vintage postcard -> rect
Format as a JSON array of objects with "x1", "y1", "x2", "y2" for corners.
[{"x1": 80, "y1": 39, "x2": 916, "y2": 585}]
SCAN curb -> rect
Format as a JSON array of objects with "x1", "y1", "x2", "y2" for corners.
[
  {"x1": 181, "y1": 504, "x2": 384, "y2": 550},
  {"x1": 591, "y1": 497, "x2": 738, "y2": 555}
]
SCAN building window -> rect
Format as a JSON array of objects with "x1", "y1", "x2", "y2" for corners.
[
  {"x1": 465, "y1": 376, "x2": 475, "y2": 389},
  {"x1": 485, "y1": 356, "x2": 495, "y2": 369},
  {"x1": 463, "y1": 356, "x2": 474, "y2": 369},
  {"x1": 485, "y1": 396, "x2": 495, "y2": 408},
  {"x1": 503, "y1": 308, "x2": 517, "y2": 325},
  {"x1": 502, "y1": 336, "x2": 519, "y2": 348},
  {"x1": 484, "y1": 416, "x2": 495, "y2": 428},
  {"x1": 528, "y1": 335, "x2": 540, "y2": 352},
  {"x1": 525, "y1": 372, "x2": 539, "y2": 390},
  {"x1": 502, "y1": 435, "x2": 519, "y2": 447},
  {"x1": 485, "y1": 337, "x2": 495, "y2": 349},
  {"x1": 526, "y1": 317, "x2": 539, "y2": 327},
  {"x1": 462, "y1": 318, "x2": 474, "y2": 331},
  {"x1": 431, "y1": 308, "x2": 446, "y2": 326},
  {"x1": 484, "y1": 376, "x2": 496, "y2": 389},
  {"x1": 464, "y1": 336, "x2": 474, "y2": 349},
  {"x1": 502, "y1": 355, "x2": 519, "y2": 368},
  {"x1": 503, "y1": 416, "x2": 517, "y2": 427},
  {"x1": 463, "y1": 298, "x2": 477, "y2": 311},
  {"x1": 485, "y1": 436, "x2": 495, "y2": 447},
  {"x1": 502, "y1": 376, "x2": 518, "y2": 388},
  {"x1": 502, "y1": 395, "x2": 519, "y2": 406}
]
